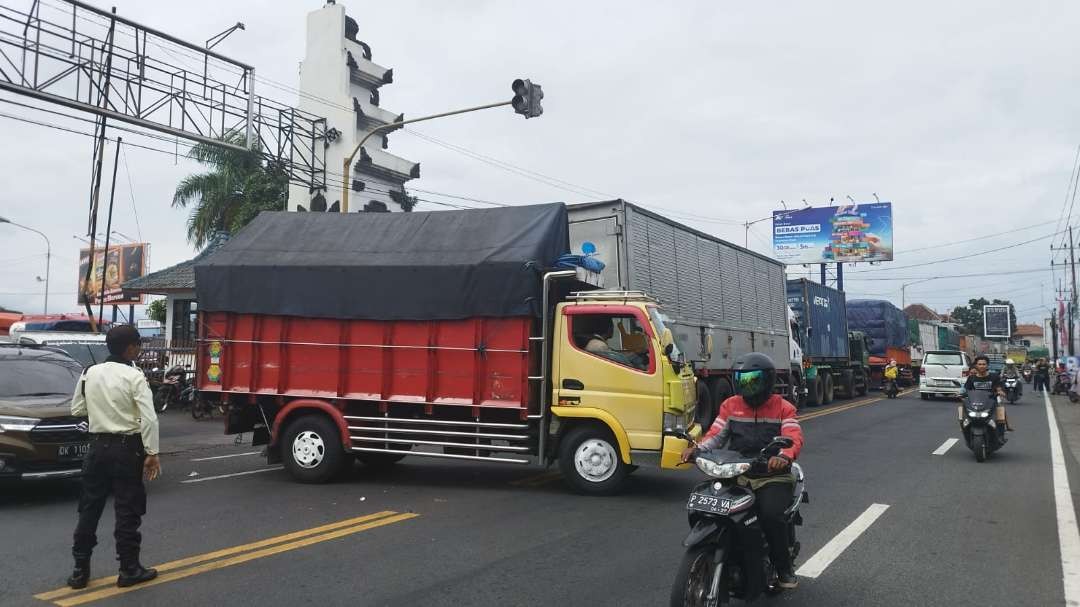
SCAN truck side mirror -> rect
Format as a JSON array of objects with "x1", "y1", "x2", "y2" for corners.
[{"x1": 664, "y1": 343, "x2": 674, "y2": 357}]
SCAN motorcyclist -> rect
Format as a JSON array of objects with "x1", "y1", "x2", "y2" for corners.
[
  {"x1": 680, "y1": 353, "x2": 804, "y2": 590},
  {"x1": 963, "y1": 355, "x2": 1011, "y2": 442},
  {"x1": 884, "y1": 359, "x2": 899, "y2": 393},
  {"x1": 1035, "y1": 357, "x2": 1051, "y2": 392},
  {"x1": 1001, "y1": 358, "x2": 1022, "y2": 398}
]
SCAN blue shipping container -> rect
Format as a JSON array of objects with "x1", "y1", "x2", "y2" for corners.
[
  {"x1": 786, "y1": 279, "x2": 850, "y2": 360},
  {"x1": 847, "y1": 299, "x2": 911, "y2": 357}
]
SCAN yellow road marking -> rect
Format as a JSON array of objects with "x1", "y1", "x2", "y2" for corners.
[
  {"x1": 510, "y1": 470, "x2": 562, "y2": 487},
  {"x1": 800, "y1": 390, "x2": 913, "y2": 422},
  {"x1": 35, "y1": 510, "x2": 400, "y2": 602},
  {"x1": 50, "y1": 512, "x2": 419, "y2": 606}
]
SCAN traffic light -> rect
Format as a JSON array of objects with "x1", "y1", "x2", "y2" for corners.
[{"x1": 511, "y1": 78, "x2": 543, "y2": 118}]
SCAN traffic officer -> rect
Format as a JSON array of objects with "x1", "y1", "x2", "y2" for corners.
[{"x1": 67, "y1": 324, "x2": 161, "y2": 589}]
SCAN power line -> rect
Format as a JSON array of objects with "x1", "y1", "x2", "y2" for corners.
[
  {"x1": 119, "y1": 145, "x2": 144, "y2": 242},
  {"x1": 844, "y1": 267, "x2": 1050, "y2": 281},
  {"x1": 895, "y1": 218, "x2": 1060, "y2": 255},
  {"x1": 848, "y1": 231, "x2": 1062, "y2": 274}
]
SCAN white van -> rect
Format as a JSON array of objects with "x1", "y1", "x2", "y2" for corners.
[{"x1": 919, "y1": 350, "x2": 970, "y2": 400}]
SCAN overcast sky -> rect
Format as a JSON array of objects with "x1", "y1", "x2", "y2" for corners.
[{"x1": 1, "y1": 0, "x2": 1077, "y2": 328}]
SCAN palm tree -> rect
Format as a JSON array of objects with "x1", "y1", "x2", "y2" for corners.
[{"x1": 172, "y1": 131, "x2": 288, "y2": 248}]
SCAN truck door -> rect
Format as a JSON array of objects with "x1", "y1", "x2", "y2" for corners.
[{"x1": 557, "y1": 307, "x2": 664, "y2": 450}]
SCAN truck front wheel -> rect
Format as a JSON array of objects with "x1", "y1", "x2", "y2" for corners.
[
  {"x1": 281, "y1": 414, "x2": 350, "y2": 484},
  {"x1": 558, "y1": 425, "x2": 629, "y2": 496},
  {"x1": 822, "y1": 373, "x2": 835, "y2": 405},
  {"x1": 695, "y1": 381, "x2": 715, "y2": 428}
]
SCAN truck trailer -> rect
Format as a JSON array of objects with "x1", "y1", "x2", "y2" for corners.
[
  {"x1": 786, "y1": 279, "x2": 870, "y2": 406},
  {"x1": 847, "y1": 299, "x2": 913, "y2": 388},
  {"x1": 194, "y1": 204, "x2": 699, "y2": 495},
  {"x1": 566, "y1": 200, "x2": 793, "y2": 424}
]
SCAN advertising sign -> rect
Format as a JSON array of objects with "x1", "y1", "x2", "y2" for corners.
[
  {"x1": 983, "y1": 304, "x2": 1011, "y2": 339},
  {"x1": 772, "y1": 202, "x2": 894, "y2": 265},
  {"x1": 77, "y1": 243, "x2": 148, "y2": 306}
]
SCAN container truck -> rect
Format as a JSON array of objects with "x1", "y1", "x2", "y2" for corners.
[
  {"x1": 847, "y1": 299, "x2": 913, "y2": 388},
  {"x1": 194, "y1": 204, "x2": 699, "y2": 495},
  {"x1": 566, "y1": 200, "x2": 794, "y2": 424},
  {"x1": 785, "y1": 279, "x2": 870, "y2": 406}
]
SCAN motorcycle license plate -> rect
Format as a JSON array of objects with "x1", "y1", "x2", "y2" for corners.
[
  {"x1": 58, "y1": 443, "x2": 89, "y2": 458},
  {"x1": 688, "y1": 493, "x2": 732, "y2": 515}
]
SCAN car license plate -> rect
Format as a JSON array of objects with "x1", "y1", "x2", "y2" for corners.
[
  {"x1": 58, "y1": 443, "x2": 89, "y2": 458},
  {"x1": 687, "y1": 493, "x2": 732, "y2": 515}
]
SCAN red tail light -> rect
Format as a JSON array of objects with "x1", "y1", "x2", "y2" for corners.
[
  {"x1": 962, "y1": 369, "x2": 970, "y2": 377},
  {"x1": 920, "y1": 367, "x2": 926, "y2": 376}
]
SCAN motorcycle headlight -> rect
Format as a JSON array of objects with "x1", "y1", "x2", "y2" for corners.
[
  {"x1": 0, "y1": 415, "x2": 41, "y2": 433},
  {"x1": 967, "y1": 410, "x2": 990, "y2": 418},
  {"x1": 695, "y1": 458, "x2": 751, "y2": 479}
]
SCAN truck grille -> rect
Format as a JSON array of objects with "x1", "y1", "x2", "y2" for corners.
[{"x1": 29, "y1": 417, "x2": 89, "y2": 444}]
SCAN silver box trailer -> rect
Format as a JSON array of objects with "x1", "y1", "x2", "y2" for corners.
[{"x1": 567, "y1": 201, "x2": 793, "y2": 416}]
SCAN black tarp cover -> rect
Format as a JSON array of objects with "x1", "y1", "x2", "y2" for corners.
[{"x1": 194, "y1": 203, "x2": 569, "y2": 320}]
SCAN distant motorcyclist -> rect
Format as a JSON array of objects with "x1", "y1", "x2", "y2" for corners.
[
  {"x1": 681, "y1": 353, "x2": 804, "y2": 590},
  {"x1": 884, "y1": 359, "x2": 899, "y2": 393},
  {"x1": 964, "y1": 355, "x2": 1012, "y2": 442},
  {"x1": 1001, "y1": 358, "x2": 1022, "y2": 398}
]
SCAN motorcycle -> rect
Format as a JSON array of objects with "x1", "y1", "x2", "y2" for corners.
[
  {"x1": 154, "y1": 364, "x2": 193, "y2": 413},
  {"x1": 884, "y1": 378, "x2": 898, "y2": 399},
  {"x1": 960, "y1": 390, "x2": 1004, "y2": 463},
  {"x1": 670, "y1": 434, "x2": 808, "y2": 606},
  {"x1": 1053, "y1": 371, "x2": 1072, "y2": 396},
  {"x1": 1021, "y1": 368, "x2": 1033, "y2": 384},
  {"x1": 1003, "y1": 376, "x2": 1020, "y2": 405}
]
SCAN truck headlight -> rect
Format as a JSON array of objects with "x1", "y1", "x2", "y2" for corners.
[{"x1": 0, "y1": 416, "x2": 40, "y2": 433}]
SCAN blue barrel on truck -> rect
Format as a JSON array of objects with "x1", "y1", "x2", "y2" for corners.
[{"x1": 786, "y1": 279, "x2": 849, "y2": 361}]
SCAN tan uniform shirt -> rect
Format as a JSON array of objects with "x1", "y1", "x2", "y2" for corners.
[{"x1": 71, "y1": 361, "x2": 160, "y2": 455}]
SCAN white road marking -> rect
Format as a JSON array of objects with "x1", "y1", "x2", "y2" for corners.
[
  {"x1": 796, "y1": 503, "x2": 890, "y2": 579},
  {"x1": 180, "y1": 466, "x2": 284, "y2": 484},
  {"x1": 1043, "y1": 390, "x2": 1080, "y2": 605},
  {"x1": 190, "y1": 451, "x2": 262, "y2": 462},
  {"x1": 932, "y1": 438, "x2": 959, "y2": 456}
]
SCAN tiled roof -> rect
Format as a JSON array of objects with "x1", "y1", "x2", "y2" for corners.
[
  {"x1": 1014, "y1": 323, "x2": 1044, "y2": 337},
  {"x1": 903, "y1": 304, "x2": 942, "y2": 322},
  {"x1": 122, "y1": 233, "x2": 228, "y2": 294}
]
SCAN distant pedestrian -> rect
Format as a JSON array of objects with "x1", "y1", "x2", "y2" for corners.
[
  {"x1": 1034, "y1": 357, "x2": 1051, "y2": 393},
  {"x1": 67, "y1": 324, "x2": 161, "y2": 589}
]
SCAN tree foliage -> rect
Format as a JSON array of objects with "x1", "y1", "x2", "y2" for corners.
[
  {"x1": 172, "y1": 131, "x2": 288, "y2": 248},
  {"x1": 146, "y1": 299, "x2": 167, "y2": 324},
  {"x1": 950, "y1": 298, "x2": 1018, "y2": 337}
]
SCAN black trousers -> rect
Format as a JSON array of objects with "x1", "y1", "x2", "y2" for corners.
[
  {"x1": 755, "y1": 482, "x2": 795, "y2": 573},
  {"x1": 72, "y1": 435, "x2": 147, "y2": 566}
]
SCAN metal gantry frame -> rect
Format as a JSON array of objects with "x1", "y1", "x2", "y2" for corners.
[{"x1": 0, "y1": 0, "x2": 327, "y2": 195}]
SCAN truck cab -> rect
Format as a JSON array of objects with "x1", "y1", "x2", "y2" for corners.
[{"x1": 550, "y1": 292, "x2": 699, "y2": 492}]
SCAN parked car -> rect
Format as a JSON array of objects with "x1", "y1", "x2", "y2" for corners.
[
  {"x1": 13, "y1": 332, "x2": 109, "y2": 368},
  {"x1": 0, "y1": 344, "x2": 89, "y2": 481},
  {"x1": 919, "y1": 350, "x2": 971, "y2": 400}
]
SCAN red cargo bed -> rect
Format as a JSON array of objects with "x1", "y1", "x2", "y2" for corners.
[{"x1": 198, "y1": 312, "x2": 534, "y2": 415}]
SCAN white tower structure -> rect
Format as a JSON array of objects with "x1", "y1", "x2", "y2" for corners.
[{"x1": 289, "y1": 1, "x2": 418, "y2": 213}]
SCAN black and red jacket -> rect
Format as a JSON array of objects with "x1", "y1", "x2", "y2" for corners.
[{"x1": 699, "y1": 393, "x2": 803, "y2": 461}]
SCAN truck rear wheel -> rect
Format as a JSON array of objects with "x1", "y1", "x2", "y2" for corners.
[
  {"x1": 694, "y1": 381, "x2": 715, "y2": 428},
  {"x1": 281, "y1": 414, "x2": 349, "y2": 484},
  {"x1": 839, "y1": 370, "x2": 855, "y2": 400},
  {"x1": 855, "y1": 369, "x2": 869, "y2": 396},
  {"x1": 558, "y1": 425, "x2": 629, "y2": 496},
  {"x1": 822, "y1": 373, "x2": 835, "y2": 405},
  {"x1": 805, "y1": 376, "x2": 822, "y2": 407}
]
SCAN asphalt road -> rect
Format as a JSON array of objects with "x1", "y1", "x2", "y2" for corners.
[{"x1": 2, "y1": 387, "x2": 1079, "y2": 607}]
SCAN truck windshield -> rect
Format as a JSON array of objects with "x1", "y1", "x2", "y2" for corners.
[{"x1": 647, "y1": 307, "x2": 682, "y2": 359}]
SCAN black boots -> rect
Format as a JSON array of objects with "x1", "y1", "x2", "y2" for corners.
[
  {"x1": 116, "y1": 563, "x2": 158, "y2": 588},
  {"x1": 66, "y1": 553, "x2": 91, "y2": 589}
]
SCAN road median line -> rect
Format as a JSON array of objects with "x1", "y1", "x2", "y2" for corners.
[
  {"x1": 801, "y1": 390, "x2": 912, "y2": 422},
  {"x1": 34, "y1": 510, "x2": 401, "y2": 602}
]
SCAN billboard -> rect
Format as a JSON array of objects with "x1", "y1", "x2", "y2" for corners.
[
  {"x1": 772, "y1": 202, "x2": 894, "y2": 265},
  {"x1": 983, "y1": 304, "x2": 1011, "y2": 338},
  {"x1": 77, "y1": 243, "x2": 148, "y2": 306}
]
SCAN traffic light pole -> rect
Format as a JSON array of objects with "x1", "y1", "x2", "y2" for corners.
[{"x1": 340, "y1": 100, "x2": 511, "y2": 213}]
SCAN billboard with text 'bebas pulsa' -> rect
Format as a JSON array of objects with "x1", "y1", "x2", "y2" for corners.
[
  {"x1": 772, "y1": 202, "x2": 894, "y2": 265},
  {"x1": 77, "y1": 243, "x2": 147, "y2": 306}
]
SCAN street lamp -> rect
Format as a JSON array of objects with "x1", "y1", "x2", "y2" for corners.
[
  {"x1": 0, "y1": 216, "x2": 51, "y2": 314},
  {"x1": 901, "y1": 277, "x2": 940, "y2": 310}
]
